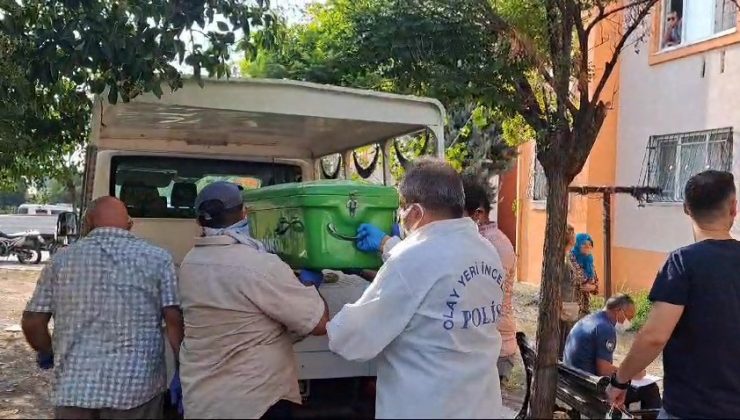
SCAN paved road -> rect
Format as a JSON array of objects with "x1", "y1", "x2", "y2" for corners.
[{"x1": 0, "y1": 215, "x2": 57, "y2": 235}]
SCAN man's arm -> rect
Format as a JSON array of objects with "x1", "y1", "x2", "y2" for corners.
[
  {"x1": 595, "y1": 359, "x2": 646, "y2": 380},
  {"x1": 595, "y1": 359, "x2": 618, "y2": 377},
  {"x1": 608, "y1": 253, "x2": 687, "y2": 406},
  {"x1": 163, "y1": 306, "x2": 184, "y2": 358},
  {"x1": 21, "y1": 312, "x2": 52, "y2": 354},
  {"x1": 159, "y1": 259, "x2": 183, "y2": 356},
  {"x1": 310, "y1": 296, "x2": 330, "y2": 336},
  {"x1": 328, "y1": 263, "x2": 418, "y2": 362},
  {"x1": 22, "y1": 265, "x2": 55, "y2": 356},
  {"x1": 615, "y1": 302, "x2": 683, "y2": 383},
  {"x1": 248, "y1": 257, "x2": 328, "y2": 338}
]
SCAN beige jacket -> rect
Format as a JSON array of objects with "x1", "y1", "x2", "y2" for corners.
[
  {"x1": 478, "y1": 223, "x2": 518, "y2": 358},
  {"x1": 178, "y1": 235, "x2": 324, "y2": 419}
]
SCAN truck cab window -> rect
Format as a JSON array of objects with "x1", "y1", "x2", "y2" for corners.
[{"x1": 111, "y1": 156, "x2": 302, "y2": 219}]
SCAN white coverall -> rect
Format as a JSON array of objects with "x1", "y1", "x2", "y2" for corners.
[{"x1": 327, "y1": 218, "x2": 505, "y2": 419}]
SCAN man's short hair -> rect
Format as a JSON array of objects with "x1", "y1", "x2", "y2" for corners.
[
  {"x1": 399, "y1": 158, "x2": 464, "y2": 218},
  {"x1": 684, "y1": 170, "x2": 736, "y2": 223},
  {"x1": 462, "y1": 175, "x2": 492, "y2": 215},
  {"x1": 605, "y1": 293, "x2": 634, "y2": 311}
]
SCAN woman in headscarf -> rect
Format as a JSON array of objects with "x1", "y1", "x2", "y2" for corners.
[
  {"x1": 559, "y1": 225, "x2": 578, "y2": 357},
  {"x1": 570, "y1": 233, "x2": 599, "y2": 318}
]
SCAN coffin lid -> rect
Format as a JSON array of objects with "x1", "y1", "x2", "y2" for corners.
[{"x1": 243, "y1": 180, "x2": 398, "y2": 200}]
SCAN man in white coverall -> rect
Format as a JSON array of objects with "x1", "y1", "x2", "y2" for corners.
[{"x1": 327, "y1": 158, "x2": 505, "y2": 419}]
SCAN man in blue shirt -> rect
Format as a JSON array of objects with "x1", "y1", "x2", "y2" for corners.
[
  {"x1": 607, "y1": 170, "x2": 740, "y2": 419},
  {"x1": 564, "y1": 294, "x2": 661, "y2": 411}
]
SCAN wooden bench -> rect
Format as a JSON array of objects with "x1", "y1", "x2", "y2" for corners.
[{"x1": 516, "y1": 332, "x2": 657, "y2": 419}]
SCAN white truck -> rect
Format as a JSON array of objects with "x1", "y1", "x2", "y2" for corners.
[{"x1": 62, "y1": 78, "x2": 446, "y2": 416}]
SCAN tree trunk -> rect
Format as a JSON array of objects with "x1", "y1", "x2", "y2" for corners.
[{"x1": 529, "y1": 168, "x2": 570, "y2": 418}]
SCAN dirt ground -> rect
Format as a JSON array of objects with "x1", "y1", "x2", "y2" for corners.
[
  {"x1": 0, "y1": 267, "x2": 661, "y2": 419},
  {"x1": 0, "y1": 265, "x2": 53, "y2": 419}
]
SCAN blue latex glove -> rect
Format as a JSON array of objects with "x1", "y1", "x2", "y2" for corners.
[
  {"x1": 391, "y1": 223, "x2": 401, "y2": 239},
  {"x1": 170, "y1": 368, "x2": 184, "y2": 416},
  {"x1": 36, "y1": 351, "x2": 54, "y2": 370},
  {"x1": 356, "y1": 223, "x2": 388, "y2": 253},
  {"x1": 299, "y1": 269, "x2": 323, "y2": 287}
]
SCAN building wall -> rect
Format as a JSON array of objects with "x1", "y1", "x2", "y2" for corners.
[
  {"x1": 517, "y1": 7, "x2": 740, "y2": 293},
  {"x1": 613, "y1": 35, "x2": 740, "y2": 291},
  {"x1": 497, "y1": 161, "x2": 518, "y2": 246}
]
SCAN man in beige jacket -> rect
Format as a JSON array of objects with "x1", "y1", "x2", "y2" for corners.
[{"x1": 178, "y1": 182, "x2": 329, "y2": 419}]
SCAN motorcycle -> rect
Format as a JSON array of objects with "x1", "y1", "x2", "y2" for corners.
[{"x1": 0, "y1": 230, "x2": 44, "y2": 264}]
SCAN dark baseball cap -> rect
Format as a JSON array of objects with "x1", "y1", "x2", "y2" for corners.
[{"x1": 194, "y1": 181, "x2": 244, "y2": 220}]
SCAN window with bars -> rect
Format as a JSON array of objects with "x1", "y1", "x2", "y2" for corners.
[
  {"x1": 531, "y1": 159, "x2": 548, "y2": 201},
  {"x1": 646, "y1": 128, "x2": 733, "y2": 202}
]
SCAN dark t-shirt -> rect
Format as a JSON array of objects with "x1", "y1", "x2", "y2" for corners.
[
  {"x1": 563, "y1": 311, "x2": 616, "y2": 375},
  {"x1": 650, "y1": 239, "x2": 740, "y2": 418}
]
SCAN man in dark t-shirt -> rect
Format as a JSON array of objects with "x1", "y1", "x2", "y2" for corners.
[{"x1": 607, "y1": 170, "x2": 740, "y2": 418}]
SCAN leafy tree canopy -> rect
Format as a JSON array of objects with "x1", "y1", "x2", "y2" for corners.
[
  {"x1": 0, "y1": 0, "x2": 271, "y2": 185},
  {"x1": 243, "y1": 0, "x2": 524, "y2": 178}
]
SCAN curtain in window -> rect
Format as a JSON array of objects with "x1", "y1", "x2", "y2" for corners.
[
  {"x1": 715, "y1": 0, "x2": 738, "y2": 33},
  {"x1": 656, "y1": 140, "x2": 677, "y2": 200},
  {"x1": 685, "y1": 0, "x2": 714, "y2": 42},
  {"x1": 532, "y1": 160, "x2": 548, "y2": 201}
]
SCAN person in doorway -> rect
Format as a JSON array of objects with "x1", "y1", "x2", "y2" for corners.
[
  {"x1": 559, "y1": 224, "x2": 580, "y2": 358},
  {"x1": 607, "y1": 170, "x2": 740, "y2": 419},
  {"x1": 570, "y1": 233, "x2": 599, "y2": 317},
  {"x1": 329, "y1": 158, "x2": 505, "y2": 418},
  {"x1": 21, "y1": 196, "x2": 184, "y2": 420},
  {"x1": 564, "y1": 294, "x2": 661, "y2": 413},
  {"x1": 177, "y1": 181, "x2": 329, "y2": 419},
  {"x1": 461, "y1": 175, "x2": 518, "y2": 382}
]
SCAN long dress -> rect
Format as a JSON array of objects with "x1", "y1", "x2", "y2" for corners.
[
  {"x1": 568, "y1": 253, "x2": 599, "y2": 318},
  {"x1": 559, "y1": 256, "x2": 578, "y2": 358}
]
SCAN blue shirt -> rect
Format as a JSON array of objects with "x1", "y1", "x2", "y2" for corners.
[
  {"x1": 563, "y1": 311, "x2": 616, "y2": 375},
  {"x1": 650, "y1": 239, "x2": 740, "y2": 418},
  {"x1": 26, "y1": 228, "x2": 180, "y2": 409}
]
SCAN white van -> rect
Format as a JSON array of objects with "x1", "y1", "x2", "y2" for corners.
[
  {"x1": 71, "y1": 78, "x2": 445, "y2": 414},
  {"x1": 18, "y1": 203, "x2": 73, "y2": 215}
]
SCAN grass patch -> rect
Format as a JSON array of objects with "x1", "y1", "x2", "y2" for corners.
[{"x1": 589, "y1": 290, "x2": 651, "y2": 332}]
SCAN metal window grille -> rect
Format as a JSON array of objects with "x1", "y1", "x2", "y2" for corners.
[{"x1": 645, "y1": 127, "x2": 733, "y2": 202}]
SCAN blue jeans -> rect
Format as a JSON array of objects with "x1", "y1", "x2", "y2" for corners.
[{"x1": 658, "y1": 408, "x2": 679, "y2": 419}]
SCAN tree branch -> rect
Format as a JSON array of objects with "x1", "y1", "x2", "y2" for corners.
[
  {"x1": 590, "y1": 0, "x2": 658, "y2": 106},
  {"x1": 515, "y1": 76, "x2": 548, "y2": 133},
  {"x1": 570, "y1": 0, "x2": 590, "y2": 112},
  {"x1": 585, "y1": 0, "x2": 657, "y2": 35}
]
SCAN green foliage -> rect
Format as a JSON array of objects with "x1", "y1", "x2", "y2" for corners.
[
  {"x1": 589, "y1": 290, "x2": 651, "y2": 332},
  {"x1": 31, "y1": 173, "x2": 83, "y2": 205},
  {"x1": 629, "y1": 290, "x2": 652, "y2": 332},
  {"x1": 0, "y1": 1, "x2": 271, "y2": 185},
  {"x1": 0, "y1": 181, "x2": 27, "y2": 213},
  {"x1": 247, "y1": 0, "x2": 521, "y2": 175}
]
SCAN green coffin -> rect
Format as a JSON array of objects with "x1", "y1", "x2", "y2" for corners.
[{"x1": 244, "y1": 181, "x2": 399, "y2": 270}]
